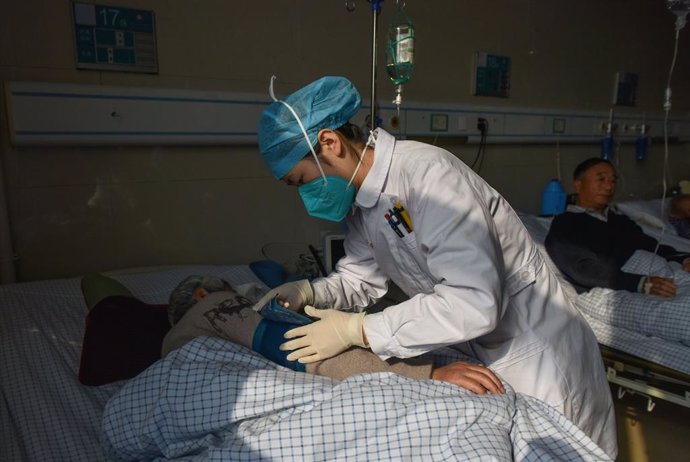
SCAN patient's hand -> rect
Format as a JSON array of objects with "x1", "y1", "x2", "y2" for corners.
[
  {"x1": 682, "y1": 257, "x2": 690, "y2": 273},
  {"x1": 431, "y1": 361, "x2": 505, "y2": 395},
  {"x1": 645, "y1": 276, "x2": 677, "y2": 298}
]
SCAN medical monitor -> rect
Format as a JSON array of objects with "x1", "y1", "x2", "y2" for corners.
[{"x1": 323, "y1": 234, "x2": 346, "y2": 274}]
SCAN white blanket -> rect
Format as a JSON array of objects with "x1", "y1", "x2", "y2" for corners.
[{"x1": 102, "y1": 336, "x2": 610, "y2": 461}]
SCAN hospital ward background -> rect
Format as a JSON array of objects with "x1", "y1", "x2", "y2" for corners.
[{"x1": 1, "y1": 1, "x2": 690, "y2": 461}]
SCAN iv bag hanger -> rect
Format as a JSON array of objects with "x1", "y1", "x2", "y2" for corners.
[{"x1": 667, "y1": 0, "x2": 690, "y2": 30}]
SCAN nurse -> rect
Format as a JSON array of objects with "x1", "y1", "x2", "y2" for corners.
[{"x1": 257, "y1": 75, "x2": 617, "y2": 458}]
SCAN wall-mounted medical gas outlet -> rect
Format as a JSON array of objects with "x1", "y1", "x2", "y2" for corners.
[
  {"x1": 599, "y1": 121, "x2": 618, "y2": 134},
  {"x1": 430, "y1": 114, "x2": 448, "y2": 132},
  {"x1": 552, "y1": 118, "x2": 566, "y2": 134}
]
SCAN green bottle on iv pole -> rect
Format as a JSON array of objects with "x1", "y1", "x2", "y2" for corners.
[{"x1": 385, "y1": 1, "x2": 414, "y2": 114}]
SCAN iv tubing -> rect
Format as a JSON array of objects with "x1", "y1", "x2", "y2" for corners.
[{"x1": 646, "y1": 26, "x2": 681, "y2": 278}]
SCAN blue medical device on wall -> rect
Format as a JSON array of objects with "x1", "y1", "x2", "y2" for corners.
[{"x1": 540, "y1": 179, "x2": 567, "y2": 216}]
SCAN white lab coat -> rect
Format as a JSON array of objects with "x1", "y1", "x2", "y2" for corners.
[{"x1": 312, "y1": 129, "x2": 617, "y2": 459}]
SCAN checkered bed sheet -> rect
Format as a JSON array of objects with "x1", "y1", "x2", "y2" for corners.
[
  {"x1": 0, "y1": 265, "x2": 265, "y2": 462},
  {"x1": 575, "y1": 251, "x2": 690, "y2": 374},
  {"x1": 103, "y1": 336, "x2": 610, "y2": 462}
]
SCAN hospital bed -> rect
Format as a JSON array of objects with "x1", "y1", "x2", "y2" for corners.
[
  {"x1": 518, "y1": 198, "x2": 690, "y2": 413},
  {"x1": 0, "y1": 263, "x2": 611, "y2": 461}
]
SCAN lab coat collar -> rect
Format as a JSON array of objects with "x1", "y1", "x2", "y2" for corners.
[{"x1": 355, "y1": 128, "x2": 395, "y2": 209}]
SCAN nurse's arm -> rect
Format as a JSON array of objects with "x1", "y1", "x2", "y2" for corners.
[{"x1": 312, "y1": 222, "x2": 389, "y2": 310}]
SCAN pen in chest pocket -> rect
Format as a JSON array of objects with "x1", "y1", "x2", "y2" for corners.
[
  {"x1": 384, "y1": 212, "x2": 404, "y2": 237},
  {"x1": 393, "y1": 201, "x2": 413, "y2": 232}
]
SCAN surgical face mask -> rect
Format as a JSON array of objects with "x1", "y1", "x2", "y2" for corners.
[
  {"x1": 297, "y1": 135, "x2": 372, "y2": 222},
  {"x1": 298, "y1": 175, "x2": 357, "y2": 222},
  {"x1": 269, "y1": 76, "x2": 374, "y2": 222}
]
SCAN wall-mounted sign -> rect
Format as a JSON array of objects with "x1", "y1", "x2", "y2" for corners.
[
  {"x1": 473, "y1": 52, "x2": 511, "y2": 98},
  {"x1": 72, "y1": 2, "x2": 158, "y2": 73}
]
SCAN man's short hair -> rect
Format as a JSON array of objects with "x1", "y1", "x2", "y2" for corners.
[
  {"x1": 167, "y1": 275, "x2": 231, "y2": 326},
  {"x1": 573, "y1": 158, "x2": 613, "y2": 180}
]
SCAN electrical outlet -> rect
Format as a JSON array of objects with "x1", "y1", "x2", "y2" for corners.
[{"x1": 477, "y1": 117, "x2": 488, "y2": 133}]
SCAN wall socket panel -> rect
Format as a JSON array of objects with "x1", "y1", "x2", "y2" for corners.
[{"x1": 372, "y1": 102, "x2": 688, "y2": 144}]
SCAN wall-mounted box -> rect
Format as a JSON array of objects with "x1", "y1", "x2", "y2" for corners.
[{"x1": 72, "y1": 2, "x2": 158, "y2": 73}]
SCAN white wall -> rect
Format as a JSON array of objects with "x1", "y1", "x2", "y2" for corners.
[{"x1": 1, "y1": 0, "x2": 689, "y2": 280}]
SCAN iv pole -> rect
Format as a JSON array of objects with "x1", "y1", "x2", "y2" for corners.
[
  {"x1": 346, "y1": 0, "x2": 383, "y2": 133},
  {"x1": 368, "y1": 1, "x2": 383, "y2": 133}
]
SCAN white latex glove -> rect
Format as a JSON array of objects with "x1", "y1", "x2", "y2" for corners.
[
  {"x1": 280, "y1": 306, "x2": 367, "y2": 363},
  {"x1": 252, "y1": 280, "x2": 314, "y2": 312}
]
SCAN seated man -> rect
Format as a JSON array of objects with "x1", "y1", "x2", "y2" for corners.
[
  {"x1": 668, "y1": 193, "x2": 690, "y2": 239},
  {"x1": 163, "y1": 275, "x2": 505, "y2": 395},
  {"x1": 545, "y1": 157, "x2": 690, "y2": 297}
]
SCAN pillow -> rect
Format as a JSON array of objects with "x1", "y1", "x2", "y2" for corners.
[
  {"x1": 81, "y1": 272, "x2": 135, "y2": 310},
  {"x1": 79, "y1": 274, "x2": 170, "y2": 386},
  {"x1": 617, "y1": 199, "x2": 676, "y2": 234}
]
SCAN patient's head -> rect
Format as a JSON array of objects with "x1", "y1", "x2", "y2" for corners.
[
  {"x1": 573, "y1": 158, "x2": 617, "y2": 212},
  {"x1": 670, "y1": 194, "x2": 690, "y2": 219},
  {"x1": 168, "y1": 275, "x2": 232, "y2": 325}
]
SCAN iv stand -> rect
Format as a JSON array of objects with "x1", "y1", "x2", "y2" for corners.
[{"x1": 368, "y1": 1, "x2": 383, "y2": 133}]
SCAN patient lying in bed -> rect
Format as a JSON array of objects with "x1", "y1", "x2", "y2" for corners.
[
  {"x1": 163, "y1": 275, "x2": 505, "y2": 395},
  {"x1": 545, "y1": 158, "x2": 690, "y2": 297}
]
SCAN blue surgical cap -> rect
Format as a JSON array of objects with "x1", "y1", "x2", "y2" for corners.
[{"x1": 258, "y1": 76, "x2": 362, "y2": 179}]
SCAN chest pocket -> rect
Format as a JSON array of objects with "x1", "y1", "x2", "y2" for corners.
[{"x1": 381, "y1": 230, "x2": 435, "y2": 294}]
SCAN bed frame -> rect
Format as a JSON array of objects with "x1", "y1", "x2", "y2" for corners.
[{"x1": 601, "y1": 345, "x2": 690, "y2": 412}]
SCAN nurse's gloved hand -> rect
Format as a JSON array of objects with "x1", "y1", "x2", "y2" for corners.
[
  {"x1": 280, "y1": 306, "x2": 367, "y2": 364},
  {"x1": 252, "y1": 280, "x2": 314, "y2": 312}
]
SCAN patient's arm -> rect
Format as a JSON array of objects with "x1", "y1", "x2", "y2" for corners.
[
  {"x1": 164, "y1": 292, "x2": 503, "y2": 394},
  {"x1": 546, "y1": 238, "x2": 677, "y2": 296},
  {"x1": 431, "y1": 361, "x2": 505, "y2": 395},
  {"x1": 163, "y1": 292, "x2": 435, "y2": 380},
  {"x1": 546, "y1": 237, "x2": 641, "y2": 292},
  {"x1": 307, "y1": 348, "x2": 433, "y2": 381}
]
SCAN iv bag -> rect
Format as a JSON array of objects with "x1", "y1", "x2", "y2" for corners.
[{"x1": 386, "y1": 7, "x2": 415, "y2": 86}]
